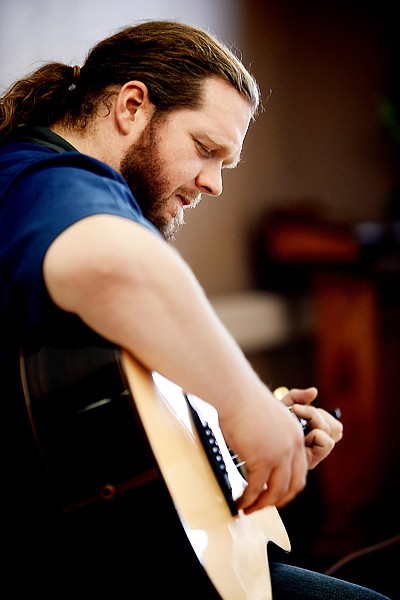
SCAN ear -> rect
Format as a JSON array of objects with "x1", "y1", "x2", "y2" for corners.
[{"x1": 114, "y1": 81, "x2": 153, "y2": 136}]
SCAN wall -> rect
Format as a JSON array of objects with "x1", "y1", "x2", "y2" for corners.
[
  {"x1": 1, "y1": 1, "x2": 396, "y2": 297},
  {"x1": 0, "y1": 0, "x2": 241, "y2": 90}
]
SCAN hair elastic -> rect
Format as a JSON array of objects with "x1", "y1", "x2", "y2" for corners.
[{"x1": 68, "y1": 65, "x2": 81, "y2": 91}]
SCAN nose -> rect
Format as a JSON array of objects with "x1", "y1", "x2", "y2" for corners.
[{"x1": 195, "y1": 165, "x2": 223, "y2": 197}]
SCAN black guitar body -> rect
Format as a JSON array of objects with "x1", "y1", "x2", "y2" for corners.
[{"x1": 20, "y1": 342, "x2": 221, "y2": 599}]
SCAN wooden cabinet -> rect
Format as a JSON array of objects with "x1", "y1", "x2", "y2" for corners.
[
  {"x1": 255, "y1": 213, "x2": 400, "y2": 568},
  {"x1": 311, "y1": 273, "x2": 383, "y2": 562}
]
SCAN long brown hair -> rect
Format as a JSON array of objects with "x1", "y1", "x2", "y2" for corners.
[{"x1": 0, "y1": 20, "x2": 261, "y2": 143}]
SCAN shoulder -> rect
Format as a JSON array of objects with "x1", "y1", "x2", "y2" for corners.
[
  {"x1": 0, "y1": 142, "x2": 124, "y2": 186},
  {"x1": 0, "y1": 143, "x2": 159, "y2": 264},
  {"x1": 0, "y1": 142, "x2": 148, "y2": 226}
]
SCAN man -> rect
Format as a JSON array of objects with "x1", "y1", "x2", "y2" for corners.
[{"x1": 0, "y1": 20, "x2": 389, "y2": 599}]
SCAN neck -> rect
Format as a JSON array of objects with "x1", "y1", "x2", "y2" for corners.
[{"x1": 50, "y1": 122, "x2": 122, "y2": 172}]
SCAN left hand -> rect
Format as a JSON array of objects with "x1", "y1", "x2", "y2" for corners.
[{"x1": 277, "y1": 387, "x2": 343, "y2": 469}]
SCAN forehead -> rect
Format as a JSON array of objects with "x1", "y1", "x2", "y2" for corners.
[{"x1": 196, "y1": 77, "x2": 252, "y2": 147}]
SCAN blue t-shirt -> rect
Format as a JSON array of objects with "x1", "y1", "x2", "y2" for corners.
[{"x1": 0, "y1": 129, "x2": 159, "y2": 361}]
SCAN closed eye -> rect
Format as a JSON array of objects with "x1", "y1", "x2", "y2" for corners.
[
  {"x1": 194, "y1": 137, "x2": 241, "y2": 169},
  {"x1": 196, "y1": 140, "x2": 212, "y2": 157}
]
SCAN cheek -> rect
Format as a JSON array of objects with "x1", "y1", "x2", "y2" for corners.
[
  {"x1": 158, "y1": 136, "x2": 201, "y2": 187},
  {"x1": 169, "y1": 160, "x2": 199, "y2": 189}
]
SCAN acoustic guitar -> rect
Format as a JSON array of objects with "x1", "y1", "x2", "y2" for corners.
[{"x1": 20, "y1": 342, "x2": 291, "y2": 599}]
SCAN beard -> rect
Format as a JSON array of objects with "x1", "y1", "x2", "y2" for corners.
[{"x1": 120, "y1": 115, "x2": 198, "y2": 241}]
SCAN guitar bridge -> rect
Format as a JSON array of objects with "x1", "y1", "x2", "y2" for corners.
[{"x1": 185, "y1": 395, "x2": 238, "y2": 516}]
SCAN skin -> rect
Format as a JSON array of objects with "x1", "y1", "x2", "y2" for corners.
[{"x1": 45, "y1": 76, "x2": 343, "y2": 513}]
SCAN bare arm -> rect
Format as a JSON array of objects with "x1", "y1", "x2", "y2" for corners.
[{"x1": 43, "y1": 214, "x2": 308, "y2": 511}]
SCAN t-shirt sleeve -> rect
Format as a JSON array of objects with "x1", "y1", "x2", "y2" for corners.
[{"x1": 0, "y1": 153, "x2": 160, "y2": 335}]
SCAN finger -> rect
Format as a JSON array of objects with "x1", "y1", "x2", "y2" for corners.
[
  {"x1": 277, "y1": 387, "x2": 318, "y2": 407},
  {"x1": 305, "y1": 429, "x2": 335, "y2": 468},
  {"x1": 292, "y1": 403, "x2": 331, "y2": 434},
  {"x1": 300, "y1": 406, "x2": 343, "y2": 442},
  {"x1": 240, "y1": 452, "x2": 307, "y2": 514},
  {"x1": 293, "y1": 404, "x2": 343, "y2": 443},
  {"x1": 287, "y1": 387, "x2": 318, "y2": 405},
  {"x1": 237, "y1": 469, "x2": 273, "y2": 513},
  {"x1": 318, "y1": 408, "x2": 344, "y2": 442}
]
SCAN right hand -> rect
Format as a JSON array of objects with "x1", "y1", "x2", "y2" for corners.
[{"x1": 219, "y1": 385, "x2": 308, "y2": 515}]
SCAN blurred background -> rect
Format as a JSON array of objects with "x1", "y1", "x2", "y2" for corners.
[{"x1": 2, "y1": 0, "x2": 399, "y2": 595}]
